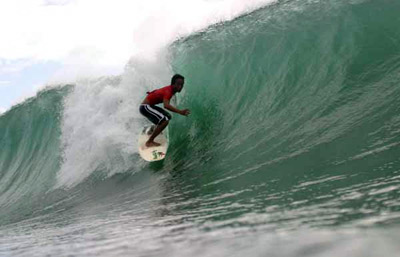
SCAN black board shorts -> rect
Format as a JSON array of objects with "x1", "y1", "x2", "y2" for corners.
[{"x1": 139, "y1": 104, "x2": 172, "y2": 125}]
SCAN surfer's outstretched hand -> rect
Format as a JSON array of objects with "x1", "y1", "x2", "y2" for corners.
[{"x1": 181, "y1": 109, "x2": 191, "y2": 116}]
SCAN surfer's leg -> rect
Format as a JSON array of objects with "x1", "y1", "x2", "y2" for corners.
[
  {"x1": 146, "y1": 120, "x2": 169, "y2": 147},
  {"x1": 140, "y1": 104, "x2": 171, "y2": 147}
]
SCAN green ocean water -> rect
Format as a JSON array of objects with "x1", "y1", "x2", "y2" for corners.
[{"x1": 1, "y1": 0, "x2": 400, "y2": 256}]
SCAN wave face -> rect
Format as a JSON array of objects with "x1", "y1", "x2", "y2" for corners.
[
  {"x1": 2, "y1": 0, "x2": 400, "y2": 256},
  {"x1": 170, "y1": 0, "x2": 400, "y2": 226},
  {"x1": 0, "y1": 87, "x2": 69, "y2": 225}
]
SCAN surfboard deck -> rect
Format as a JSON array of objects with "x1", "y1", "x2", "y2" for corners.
[{"x1": 138, "y1": 125, "x2": 169, "y2": 162}]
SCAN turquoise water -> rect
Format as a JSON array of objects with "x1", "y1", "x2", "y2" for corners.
[{"x1": 2, "y1": 0, "x2": 400, "y2": 256}]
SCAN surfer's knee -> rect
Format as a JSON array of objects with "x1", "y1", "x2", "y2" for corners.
[{"x1": 160, "y1": 119, "x2": 169, "y2": 125}]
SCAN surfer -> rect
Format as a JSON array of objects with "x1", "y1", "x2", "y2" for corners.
[{"x1": 139, "y1": 74, "x2": 190, "y2": 147}]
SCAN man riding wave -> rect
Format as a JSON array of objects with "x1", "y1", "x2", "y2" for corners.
[{"x1": 139, "y1": 74, "x2": 190, "y2": 147}]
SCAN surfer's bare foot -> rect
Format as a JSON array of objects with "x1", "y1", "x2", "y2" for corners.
[{"x1": 146, "y1": 141, "x2": 161, "y2": 147}]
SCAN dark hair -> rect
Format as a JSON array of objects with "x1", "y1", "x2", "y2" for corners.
[{"x1": 171, "y1": 74, "x2": 184, "y2": 85}]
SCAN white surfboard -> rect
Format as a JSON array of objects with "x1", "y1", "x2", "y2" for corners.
[{"x1": 138, "y1": 125, "x2": 169, "y2": 162}]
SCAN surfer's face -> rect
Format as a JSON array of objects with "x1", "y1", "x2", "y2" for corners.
[{"x1": 174, "y1": 79, "x2": 184, "y2": 92}]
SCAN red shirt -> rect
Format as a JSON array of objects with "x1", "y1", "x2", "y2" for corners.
[{"x1": 146, "y1": 85, "x2": 174, "y2": 105}]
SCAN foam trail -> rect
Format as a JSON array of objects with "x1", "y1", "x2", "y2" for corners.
[{"x1": 56, "y1": 52, "x2": 172, "y2": 188}]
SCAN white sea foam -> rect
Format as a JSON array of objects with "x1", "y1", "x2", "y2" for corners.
[{"x1": 55, "y1": 51, "x2": 171, "y2": 188}]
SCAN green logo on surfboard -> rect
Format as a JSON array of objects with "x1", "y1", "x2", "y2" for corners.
[{"x1": 152, "y1": 150, "x2": 165, "y2": 160}]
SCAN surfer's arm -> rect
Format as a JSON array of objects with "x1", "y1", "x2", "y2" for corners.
[{"x1": 163, "y1": 99, "x2": 190, "y2": 116}]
